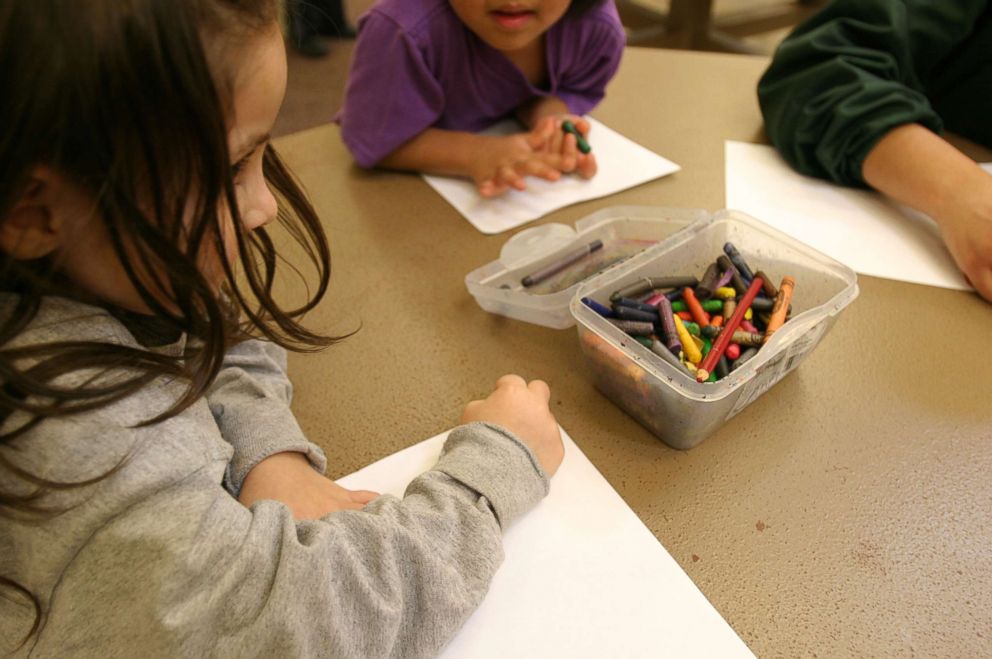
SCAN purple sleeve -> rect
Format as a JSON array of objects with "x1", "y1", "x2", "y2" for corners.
[
  {"x1": 555, "y1": 14, "x2": 626, "y2": 116},
  {"x1": 338, "y1": 13, "x2": 444, "y2": 168}
]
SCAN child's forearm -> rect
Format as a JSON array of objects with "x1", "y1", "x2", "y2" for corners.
[
  {"x1": 862, "y1": 122, "x2": 992, "y2": 300},
  {"x1": 515, "y1": 95, "x2": 570, "y2": 129},
  {"x1": 861, "y1": 123, "x2": 989, "y2": 220},
  {"x1": 378, "y1": 128, "x2": 495, "y2": 179}
]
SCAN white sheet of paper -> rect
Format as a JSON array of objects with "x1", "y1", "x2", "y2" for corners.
[
  {"x1": 725, "y1": 140, "x2": 975, "y2": 291},
  {"x1": 423, "y1": 118, "x2": 681, "y2": 234},
  {"x1": 337, "y1": 428, "x2": 754, "y2": 659}
]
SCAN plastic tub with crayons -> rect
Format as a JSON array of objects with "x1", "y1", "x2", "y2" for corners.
[{"x1": 570, "y1": 209, "x2": 858, "y2": 449}]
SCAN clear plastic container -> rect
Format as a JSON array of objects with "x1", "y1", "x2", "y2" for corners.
[
  {"x1": 570, "y1": 209, "x2": 859, "y2": 449},
  {"x1": 465, "y1": 206, "x2": 706, "y2": 329}
]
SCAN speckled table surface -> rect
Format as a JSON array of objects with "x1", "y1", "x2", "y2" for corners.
[{"x1": 274, "y1": 48, "x2": 992, "y2": 657}]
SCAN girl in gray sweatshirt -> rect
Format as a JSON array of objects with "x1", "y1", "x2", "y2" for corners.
[{"x1": 0, "y1": 1, "x2": 564, "y2": 656}]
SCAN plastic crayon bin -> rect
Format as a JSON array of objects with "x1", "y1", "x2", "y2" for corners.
[
  {"x1": 570, "y1": 210, "x2": 859, "y2": 450},
  {"x1": 465, "y1": 206, "x2": 706, "y2": 329}
]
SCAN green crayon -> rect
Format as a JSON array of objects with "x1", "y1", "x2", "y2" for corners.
[{"x1": 562, "y1": 120, "x2": 591, "y2": 154}]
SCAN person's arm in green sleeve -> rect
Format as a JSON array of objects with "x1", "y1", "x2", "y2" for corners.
[{"x1": 758, "y1": 0, "x2": 992, "y2": 302}]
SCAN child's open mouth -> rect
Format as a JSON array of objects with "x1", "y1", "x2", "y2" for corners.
[{"x1": 490, "y1": 8, "x2": 537, "y2": 30}]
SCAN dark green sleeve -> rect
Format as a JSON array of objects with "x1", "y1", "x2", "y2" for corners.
[{"x1": 757, "y1": 0, "x2": 989, "y2": 186}]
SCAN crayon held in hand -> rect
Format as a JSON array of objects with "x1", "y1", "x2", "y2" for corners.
[
  {"x1": 562, "y1": 119, "x2": 591, "y2": 154},
  {"x1": 521, "y1": 239, "x2": 603, "y2": 287}
]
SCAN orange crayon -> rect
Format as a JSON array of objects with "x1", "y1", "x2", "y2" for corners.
[{"x1": 763, "y1": 276, "x2": 796, "y2": 344}]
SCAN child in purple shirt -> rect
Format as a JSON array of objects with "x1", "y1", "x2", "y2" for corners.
[{"x1": 338, "y1": 0, "x2": 625, "y2": 197}]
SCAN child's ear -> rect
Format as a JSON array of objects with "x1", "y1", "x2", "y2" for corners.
[{"x1": 0, "y1": 168, "x2": 66, "y2": 260}]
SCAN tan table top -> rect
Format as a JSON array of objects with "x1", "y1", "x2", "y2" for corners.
[{"x1": 273, "y1": 47, "x2": 992, "y2": 657}]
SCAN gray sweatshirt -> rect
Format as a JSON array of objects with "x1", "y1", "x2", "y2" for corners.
[{"x1": 0, "y1": 296, "x2": 549, "y2": 658}]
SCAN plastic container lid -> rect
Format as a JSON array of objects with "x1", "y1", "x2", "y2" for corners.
[{"x1": 465, "y1": 206, "x2": 706, "y2": 329}]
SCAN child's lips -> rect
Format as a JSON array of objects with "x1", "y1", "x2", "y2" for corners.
[{"x1": 490, "y1": 8, "x2": 537, "y2": 30}]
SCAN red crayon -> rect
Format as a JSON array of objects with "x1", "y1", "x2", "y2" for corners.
[{"x1": 696, "y1": 277, "x2": 763, "y2": 382}]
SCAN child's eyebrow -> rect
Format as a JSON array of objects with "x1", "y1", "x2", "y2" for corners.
[{"x1": 233, "y1": 132, "x2": 271, "y2": 161}]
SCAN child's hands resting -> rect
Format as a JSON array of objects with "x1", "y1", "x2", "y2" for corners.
[
  {"x1": 460, "y1": 374, "x2": 564, "y2": 476},
  {"x1": 474, "y1": 117, "x2": 597, "y2": 198},
  {"x1": 239, "y1": 452, "x2": 379, "y2": 520}
]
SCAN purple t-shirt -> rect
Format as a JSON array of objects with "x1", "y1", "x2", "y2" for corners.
[{"x1": 338, "y1": 0, "x2": 626, "y2": 167}]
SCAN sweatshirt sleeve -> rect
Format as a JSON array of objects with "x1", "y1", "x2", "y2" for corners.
[
  {"x1": 757, "y1": 0, "x2": 989, "y2": 186},
  {"x1": 205, "y1": 339, "x2": 327, "y2": 495},
  {"x1": 35, "y1": 423, "x2": 549, "y2": 658}
]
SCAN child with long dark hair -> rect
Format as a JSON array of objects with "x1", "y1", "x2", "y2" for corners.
[
  {"x1": 0, "y1": 1, "x2": 563, "y2": 655},
  {"x1": 338, "y1": 0, "x2": 625, "y2": 197}
]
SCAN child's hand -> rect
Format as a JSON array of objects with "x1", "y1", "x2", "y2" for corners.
[
  {"x1": 460, "y1": 375, "x2": 564, "y2": 476},
  {"x1": 934, "y1": 190, "x2": 992, "y2": 302},
  {"x1": 534, "y1": 115, "x2": 598, "y2": 181},
  {"x1": 473, "y1": 130, "x2": 566, "y2": 198},
  {"x1": 239, "y1": 452, "x2": 379, "y2": 520}
]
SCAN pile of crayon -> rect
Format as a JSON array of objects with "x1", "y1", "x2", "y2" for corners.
[{"x1": 581, "y1": 242, "x2": 797, "y2": 383}]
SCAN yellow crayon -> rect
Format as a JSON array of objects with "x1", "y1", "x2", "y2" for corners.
[
  {"x1": 674, "y1": 315, "x2": 702, "y2": 364},
  {"x1": 714, "y1": 287, "x2": 737, "y2": 300},
  {"x1": 744, "y1": 307, "x2": 753, "y2": 321}
]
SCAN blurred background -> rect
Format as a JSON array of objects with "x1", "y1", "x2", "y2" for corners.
[{"x1": 275, "y1": 0, "x2": 826, "y2": 137}]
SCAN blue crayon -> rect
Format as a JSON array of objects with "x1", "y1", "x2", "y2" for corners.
[
  {"x1": 581, "y1": 297, "x2": 613, "y2": 318},
  {"x1": 723, "y1": 242, "x2": 756, "y2": 282}
]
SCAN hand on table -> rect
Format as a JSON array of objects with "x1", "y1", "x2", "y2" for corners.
[
  {"x1": 931, "y1": 176, "x2": 992, "y2": 301},
  {"x1": 474, "y1": 116, "x2": 597, "y2": 198},
  {"x1": 460, "y1": 374, "x2": 564, "y2": 476},
  {"x1": 239, "y1": 452, "x2": 379, "y2": 520}
]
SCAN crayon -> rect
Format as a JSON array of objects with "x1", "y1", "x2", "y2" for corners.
[
  {"x1": 730, "y1": 347, "x2": 759, "y2": 371},
  {"x1": 754, "y1": 270, "x2": 778, "y2": 298},
  {"x1": 581, "y1": 297, "x2": 613, "y2": 318},
  {"x1": 723, "y1": 242, "x2": 756, "y2": 281},
  {"x1": 612, "y1": 305, "x2": 658, "y2": 323},
  {"x1": 714, "y1": 287, "x2": 737, "y2": 300},
  {"x1": 716, "y1": 355, "x2": 730, "y2": 379},
  {"x1": 610, "y1": 276, "x2": 699, "y2": 301},
  {"x1": 694, "y1": 262, "x2": 721, "y2": 300},
  {"x1": 764, "y1": 276, "x2": 796, "y2": 343},
  {"x1": 614, "y1": 297, "x2": 659, "y2": 313},
  {"x1": 522, "y1": 239, "x2": 603, "y2": 287},
  {"x1": 696, "y1": 277, "x2": 763, "y2": 382},
  {"x1": 717, "y1": 255, "x2": 747, "y2": 295},
  {"x1": 673, "y1": 315, "x2": 702, "y2": 364},
  {"x1": 682, "y1": 287, "x2": 710, "y2": 327},
  {"x1": 656, "y1": 297, "x2": 682, "y2": 356},
  {"x1": 561, "y1": 119, "x2": 591, "y2": 154},
  {"x1": 607, "y1": 319, "x2": 655, "y2": 336},
  {"x1": 649, "y1": 339, "x2": 685, "y2": 370}
]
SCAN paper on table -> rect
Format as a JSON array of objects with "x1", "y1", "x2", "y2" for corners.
[
  {"x1": 725, "y1": 140, "x2": 974, "y2": 291},
  {"x1": 337, "y1": 428, "x2": 754, "y2": 659},
  {"x1": 423, "y1": 118, "x2": 680, "y2": 234}
]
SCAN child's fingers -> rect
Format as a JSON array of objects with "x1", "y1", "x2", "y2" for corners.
[
  {"x1": 570, "y1": 116, "x2": 591, "y2": 135},
  {"x1": 527, "y1": 379, "x2": 552, "y2": 403},
  {"x1": 348, "y1": 489, "x2": 380, "y2": 504},
  {"x1": 496, "y1": 164, "x2": 527, "y2": 191},
  {"x1": 516, "y1": 157, "x2": 562, "y2": 182},
  {"x1": 559, "y1": 133, "x2": 578, "y2": 172},
  {"x1": 527, "y1": 118, "x2": 557, "y2": 149},
  {"x1": 577, "y1": 152, "x2": 598, "y2": 179},
  {"x1": 495, "y1": 374, "x2": 527, "y2": 390}
]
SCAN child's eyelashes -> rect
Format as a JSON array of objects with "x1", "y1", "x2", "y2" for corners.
[{"x1": 231, "y1": 157, "x2": 249, "y2": 181}]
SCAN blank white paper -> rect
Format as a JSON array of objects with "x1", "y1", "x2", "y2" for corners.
[
  {"x1": 423, "y1": 118, "x2": 681, "y2": 234},
  {"x1": 337, "y1": 428, "x2": 754, "y2": 659},
  {"x1": 725, "y1": 140, "x2": 975, "y2": 291}
]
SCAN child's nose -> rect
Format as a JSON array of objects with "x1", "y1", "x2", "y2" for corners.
[{"x1": 244, "y1": 185, "x2": 278, "y2": 230}]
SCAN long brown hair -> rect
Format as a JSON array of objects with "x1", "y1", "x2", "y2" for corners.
[{"x1": 0, "y1": 0, "x2": 340, "y2": 646}]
